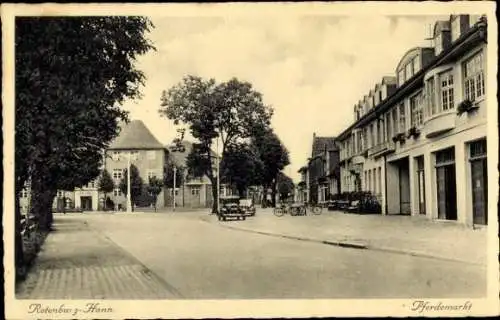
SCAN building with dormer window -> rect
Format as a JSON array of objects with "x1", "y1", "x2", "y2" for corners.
[{"x1": 337, "y1": 15, "x2": 488, "y2": 227}]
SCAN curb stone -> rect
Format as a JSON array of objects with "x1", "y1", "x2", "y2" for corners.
[{"x1": 211, "y1": 220, "x2": 485, "y2": 266}]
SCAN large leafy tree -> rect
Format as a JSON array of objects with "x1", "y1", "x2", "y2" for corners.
[
  {"x1": 98, "y1": 170, "x2": 115, "y2": 210},
  {"x1": 15, "y1": 16, "x2": 154, "y2": 277},
  {"x1": 250, "y1": 125, "x2": 290, "y2": 207},
  {"x1": 119, "y1": 164, "x2": 144, "y2": 211},
  {"x1": 220, "y1": 142, "x2": 264, "y2": 197},
  {"x1": 160, "y1": 75, "x2": 273, "y2": 212},
  {"x1": 277, "y1": 172, "x2": 295, "y2": 202}
]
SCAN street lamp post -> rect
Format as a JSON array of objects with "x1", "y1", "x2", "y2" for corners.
[
  {"x1": 216, "y1": 137, "x2": 220, "y2": 214},
  {"x1": 173, "y1": 165, "x2": 177, "y2": 211},
  {"x1": 126, "y1": 151, "x2": 132, "y2": 213}
]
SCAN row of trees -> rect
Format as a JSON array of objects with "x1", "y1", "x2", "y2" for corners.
[
  {"x1": 160, "y1": 76, "x2": 293, "y2": 212},
  {"x1": 15, "y1": 17, "x2": 155, "y2": 280},
  {"x1": 97, "y1": 161, "x2": 184, "y2": 211}
]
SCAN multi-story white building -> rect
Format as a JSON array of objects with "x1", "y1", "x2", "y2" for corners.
[{"x1": 338, "y1": 14, "x2": 488, "y2": 227}]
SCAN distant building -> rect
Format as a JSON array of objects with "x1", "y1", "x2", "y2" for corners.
[
  {"x1": 298, "y1": 133, "x2": 340, "y2": 205},
  {"x1": 105, "y1": 120, "x2": 168, "y2": 210},
  {"x1": 164, "y1": 140, "x2": 231, "y2": 209}
]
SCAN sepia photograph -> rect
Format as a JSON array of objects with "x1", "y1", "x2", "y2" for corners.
[{"x1": 2, "y1": 2, "x2": 498, "y2": 319}]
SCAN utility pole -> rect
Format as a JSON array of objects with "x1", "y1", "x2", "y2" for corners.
[
  {"x1": 173, "y1": 165, "x2": 177, "y2": 211},
  {"x1": 126, "y1": 151, "x2": 132, "y2": 213},
  {"x1": 216, "y1": 137, "x2": 220, "y2": 214}
]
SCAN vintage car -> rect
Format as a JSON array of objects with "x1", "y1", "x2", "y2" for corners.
[
  {"x1": 239, "y1": 198, "x2": 256, "y2": 216},
  {"x1": 218, "y1": 196, "x2": 246, "y2": 221}
]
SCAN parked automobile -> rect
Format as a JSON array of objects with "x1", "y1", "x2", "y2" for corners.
[
  {"x1": 218, "y1": 196, "x2": 246, "y2": 221},
  {"x1": 239, "y1": 198, "x2": 256, "y2": 216}
]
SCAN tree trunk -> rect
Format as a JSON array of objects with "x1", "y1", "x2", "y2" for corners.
[
  {"x1": 30, "y1": 177, "x2": 56, "y2": 232},
  {"x1": 271, "y1": 179, "x2": 277, "y2": 208},
  {"x1": 210, "y1": 176, "x2": 218, "y2": 214},
  {"x1": 14, "y1": 188, "x2": 26, "y2": 282}
]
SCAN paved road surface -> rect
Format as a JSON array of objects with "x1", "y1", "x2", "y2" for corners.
[{"x1": 84, "y1": 212, "x2": 486, "y2": 299}]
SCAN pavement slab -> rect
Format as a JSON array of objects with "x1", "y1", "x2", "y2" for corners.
[{"x1": 15, "y1": 215, "x2": 180, "y2": 299}]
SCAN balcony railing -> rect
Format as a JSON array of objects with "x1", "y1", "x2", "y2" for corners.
[{"x1": 368, "y1": 140, "x2": 396, "y2": 158}]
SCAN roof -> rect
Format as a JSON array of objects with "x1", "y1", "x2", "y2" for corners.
[
  {"x1": 165, "y1": 140, "x2": 218, "y2": 166},
  {"x1": 337, "y1": 19, "x2": 485, "y2": 141},
  {"x1": 381, "y1": 76, "x2": 397, "y2": 85},
  {"x1": 312, "y1": 136, "x2": 338, "y2": 156},
  {"x1": 108, "y1": 120, "x2": 164, "y2": 150}
]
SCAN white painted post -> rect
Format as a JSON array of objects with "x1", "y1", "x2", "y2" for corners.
[
  {"x1": 216, "y1": 137, "x2": 220, "y2": 213},
  {"x1": 126, "y1": 151, "x2": 132, "y2": 213},
  {"x1": 173, "y1": 166, "x2": 177, "y2": 211}
]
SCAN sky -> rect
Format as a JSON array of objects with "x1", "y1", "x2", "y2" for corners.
[{"x1": 121, "y1": 12, "x2": 448, "y2": 182}]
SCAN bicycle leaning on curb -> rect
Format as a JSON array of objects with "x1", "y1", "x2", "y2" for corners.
[{"x1": 273, "y1": 202, "x2": 322, "y2": 217}]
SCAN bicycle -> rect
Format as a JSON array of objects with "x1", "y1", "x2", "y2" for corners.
[
  {"x1": 274, "y1": 203, "x2": 307, "y2": 217},
  {"x1": 305, "y1": 202, "x2": 323, "y2": 215}
]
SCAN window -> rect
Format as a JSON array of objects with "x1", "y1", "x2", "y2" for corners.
[
  {"x1": 377, "y1": 119, "x2": 384, "y2": 144},
  {"x1": 371, "y1": 123, "x2": 377, "y2": 146},
  {"x1": 191, "y1": 187, "x2": 200, "y2": 196},
  {"x1": 385, "y1": 113, "x2": 392, "y2": 141},
  {"x1": 21, "y1": 189, "x2": 29, "y2": 198},
  {"x1": 405, "y1": 61, "x2": 414, "y2": 81},
  {"x1": 112, "y1": 151, "x2": 121, "y2": 161},
  {"x1": 413, "y1": 56, "x2": 421, "y2": 73},
  {"x1": 399, "y1": 104, "x2": 406, "y2": 133},
  {"x1": 113, "y1": 168, "x2": 123, "y2": 180},
  {"x1": 147, "y1": 151, "x2": 156, "y2": 160},
  {"x1": 435, "y1": 148, "x2": 455, "y2": 165},
  {"x1": 410, "y1": 92, "x2": 424, "y2": 127},
  {"x1": 113, "y1": 188, "x2": 122, "y2": 196},
  {"x1": 470, "y1": 139, "x2": 487, "y2": 159},
  {"x1": 426, "y1": 77, "x2": 436, "y2": 116},
  {"x1": 463, "y1": 50, "x2": 485, "y2": 102},
  {"x1": 439, "y1": 70, "x2": 454, "y2": 111},
  {"x1": 363, "y1": 127, "x2": 368, "y2": 150},
  {"x1": 392, "y1": 109, "x2": 398, "y2": 137},
  {"x1": 398, "y1": 69, "x2": 405, "y2": 86}
]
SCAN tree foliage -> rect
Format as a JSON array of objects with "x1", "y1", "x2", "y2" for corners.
[
  {"x1": 147, "y1": 176, "x2": 164, "y2": 211},
  {"x1": 160, "y1": 75, "x2": 273, "y2": 212},
  {"x1": 277, "y1": 172, "x2": 295, "y2": 202},
  {"x1": 220, "y1": 142, "x2": 264, "y2": 196},
  {"x1": 250, "y1": 125, "x2": 290, "y2": 206},
  {"x1": 14, "y1": 16, "x2": 154, "y2": 277},
  {"x1": 98, "y1": 170, "x2": 115, "y2": 195}
]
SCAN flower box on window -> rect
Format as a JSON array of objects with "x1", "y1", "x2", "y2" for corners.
[
  {"x1": 392, "y1": 133, "x2": 406, "y2": 143},
  {"x1": 456, "y1": 99, "x2": 479, "y2": 116},
  {"x1": 407, "y1": 126, "x2": 421, "y2": 139}
]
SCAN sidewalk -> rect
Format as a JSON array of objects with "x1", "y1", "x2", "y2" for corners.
[
  {"x1": 16, "y1": 215, "x2": 181, "y2": 299},
  {"x1": 209, "y1": 209, "x2": 488, "y2": 266}
]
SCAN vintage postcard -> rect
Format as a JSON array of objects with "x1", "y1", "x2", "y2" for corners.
[{"x1": 2, "y1": 2, "x2": 499, "y2": 319}]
